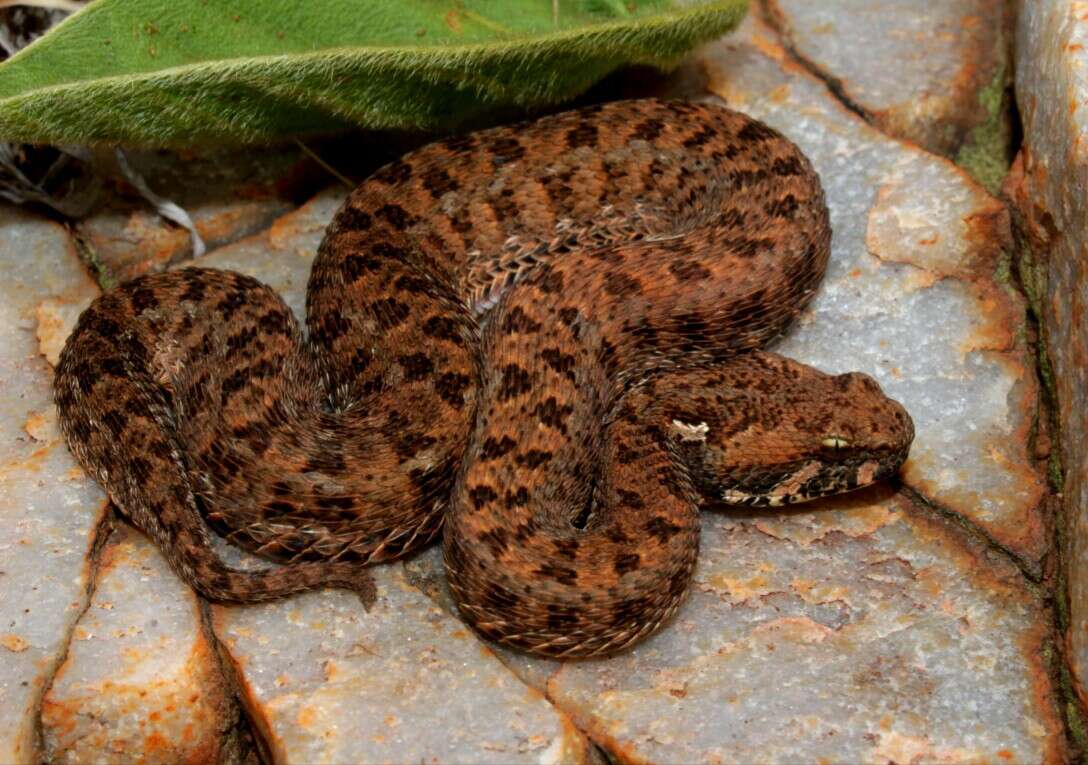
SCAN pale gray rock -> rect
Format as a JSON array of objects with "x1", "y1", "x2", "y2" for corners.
[
  {"x1": 211, "y1": 567, "x2": 591, "y2": 765},
  {"x1": 40, "y1": 526, "x2": 235, "y2": 764},
  {"x1": 0, "y1": 207, "x2": 105, "y2": 763},
  {"x1": 762, "y1": 0, "x2": 1009, "y2": 160}
]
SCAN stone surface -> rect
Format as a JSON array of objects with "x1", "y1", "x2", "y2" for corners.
[
  {"x1": 40, "y1": 526, "x2": 235, "y2": 764},
  {"x1": 704, "y1": 16, "x2": 1047, "y2": 565},
  {"x1": 0, "y1": 206, "x2": 106, "y2": 763},
  {"x1": 484, "y1": 492, "x2": 1064, "y2": 763},
  {"x1": 213, "y1": 568, "x2": 590, "y2": 765},
  {"x1": 761, "y1": 0, "x2": 1010, "y2": 162},
  {"x1": 75, "y1": 145, "x2": 310, "y2": 285},
  {"x1": 1013, "y1": 0, "x2": 1088, "y2": 705},
  {"x1": 194, "y1": 200, "x2": 591, "y2": 765}
]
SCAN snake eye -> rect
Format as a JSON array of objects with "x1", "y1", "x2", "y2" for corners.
[{"x1": 821, "y1": 435, "x2": 850, "y2": 450}]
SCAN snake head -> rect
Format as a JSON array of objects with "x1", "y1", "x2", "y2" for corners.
[{"x1": 661, "y1": 352, "x2": 914, "y2": 507}]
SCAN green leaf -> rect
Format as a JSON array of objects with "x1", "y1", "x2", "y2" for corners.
[{"x1": 0, "y1": 0, "x2": 748, "y2": 147}]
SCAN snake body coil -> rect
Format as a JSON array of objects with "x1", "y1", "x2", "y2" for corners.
[{"x1": 55, "y1": 100, "x2": 913, "y2": 657}]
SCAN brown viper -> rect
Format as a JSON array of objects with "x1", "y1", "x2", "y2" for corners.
[{"x1": 54, "y1": 99, "x2": 914, "y2": 658}]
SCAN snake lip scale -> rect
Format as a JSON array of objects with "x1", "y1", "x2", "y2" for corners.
[{"x1": 54, "y1": 99, "x2": 914, "y2": 658}]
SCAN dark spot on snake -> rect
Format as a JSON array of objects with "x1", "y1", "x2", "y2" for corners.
[
  {"x1": 341, "y1": 254, "x2": 380, "y2": 285},
  {"x1": 317, "y1": 312, "x2": 350, "y2": 343},
  {"x1": 765, "y1": 193, "x2": 799, "y2": 220},
  {"x1": 566, "y1": 122, "x2": 598, "y2": 149},
  {"x1": 669, "y1": 259, "x2": 712, "y2": 282},
  {"x1": 516, "y1": 449, "x2": 553, "y2": 469},
  {"x1": 264, "y1": 500, "x2": 296, "y2": 517},
  {"x1": 738, "y1": 120, "x2": 779, "y2": 143},
  {"x1": 376, "y1": 203, "x2": 411, "y2": 230},
  {"x1": 615, "y1": 442, "x2": 641, "y2": 465},
  {"x1": 772, "y1": 155, "x2": 804, "y2": 176},
  {"x1": 395, "y1": 430, "x2": 439, "y2": 461},
  {"x1": 338, "y1": 206, "x2": 372, "y2": 231},
  {"x1": 83, "y1": 313, "x2": 121, "y2": 340},
  {"x1": 479, "y1": 527, "x2": 510, "y2": 557},
  {"x1": 539, "y1": 348, "x2": 576, "y2": 381},
  {"x1": 533, "y1": 397, "x2": 573, "y2": 432},
  {"x1": 215, "y1": 290, "x2": 247, "y2": 321},
  {"x1": 489, "y1": 136, "x2": 525, "y2": 166},
  {"x1": 606, "y1": 526, "x2": 631, "y2": 545},
  {"x1": 468, "y1": 484, "x2": 499, "y2": 510},
  {"x1": 371, "y1": 297, "x2": 411, "y2": 330},
  {"x1": 501, "y1": 306, "x2": 542, "y2": 335},
  {"x1": 536, "y1": 562, "x2": 578, "y2": 587},
  {"x1": 393, "y1": 274, "x2": 431, "y2": 294},
  {"x1": 258, "y1": 311, "x2": 291, "y2": 336},
  {"x1": 480, "y1": 435, "x2": 517, "y2": 460},
  {"x1": 557, "y1": 306, "x2": 579, "y2": 327},
  {"x1": 553, "y1": 537, "x2": 579, "y2": 560},
  {"x1": 613, "y1": 553, "x2": 641, "y2": 576},
  {"x1": 498, "y1": 363, "x2": 532, "y2": 401},
  {"x1": 181, "y1": 273, "x2": 206, "y2": 302},
  {"x1": 101, "y1": 409, "x2": 127, "y2": 437},
  {"x1": 130, "y1": 285, "x2": 158, "y2": 313},
  {"x1": 513, "y1": 517, "x2": 538, "y2": 542},
  {"x1": 682, "y1": 126, "x2": 715, "y2": 148},
  {"x1": 645, "y1": 515, "x2": 683, "y2": 544},
  {"x1": 535, "y1": 265, "x2": 564, "y2": 294},
  {"x1": 348, "y1": 348, "x2": 371, "y2": 375},
  {"x1": 219, "y1": 369, "x2": 247, "y2": 405},
  {"x1": 505, "y1": 486, "x2": 530, "y2": 509},
  {"x1": 434, "y1": 371, "x2": 471, "y2": 409},
  {"x1": 397, "y1": 352, "x2": 435, "y2": 382},
  {"x1": 609, "y1": 595, "x2": 653, "y2": 628},
  {"x1": 421, "y1": 166, "x2": 460, "y2": 199},
  {"x1": 129, "y1": 456, "x2": 152, "y2": 483},
  {"x1": 717, "y1": 207, "x2": 746, "y2": 229},
  {"x1": 545, "y1": 604, "x2": 580, "y2": 630},
  {"x1": 225, "y1": 327, "x2": 258, "y2": 353},
  {"x1": 632, "y1": 118, "x2": 665, "y2": 141},
  {"x1": 422, "y1": 315, "x2": 465, "y2": 346},
  {"x1": 604, "y1": 271, "x2": 641, "y2": 298}
]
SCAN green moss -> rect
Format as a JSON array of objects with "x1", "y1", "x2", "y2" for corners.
[
  {"x1": 73, "y1": 235, "x2": 117, "y2": 290},
  {"x1": 955, "y1": 46, "x2": 1012, "y2": 195}
]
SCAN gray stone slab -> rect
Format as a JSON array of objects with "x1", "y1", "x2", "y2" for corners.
[
  {"x1": 40, "y1": 526, "x2": 234, "y2": 764},
  {"x1": 0, "y1": 206, "x2": 106, "y2": 763},
  {"x1": 488, "y1": 493, "x2": 1064, "y2": 763},
  {"x1": 704, "y1": 15, "x2": 1047, "y2": 564},
  {"x1": 762, "y1": 0, "x2": 1008, "y2": 160},
  {"x1": 1013, "y1": 0, "x2": 1088, "y2": 704},
  {"x1": 212, "y1": 567, "x2": 591, "y2": 765}
]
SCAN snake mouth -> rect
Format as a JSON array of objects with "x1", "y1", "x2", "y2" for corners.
[{"x1": 719, "y1": 454, "x2": 905, "y2": 508}]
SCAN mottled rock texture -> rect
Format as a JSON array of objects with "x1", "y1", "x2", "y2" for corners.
[{"x1": 1012, "y1": 0, "x2": 1088, "y2": 708}]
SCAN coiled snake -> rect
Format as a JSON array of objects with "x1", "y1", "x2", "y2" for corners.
[{"x1": 55, "y1": 99, "x2": 914, "y2": 658}]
